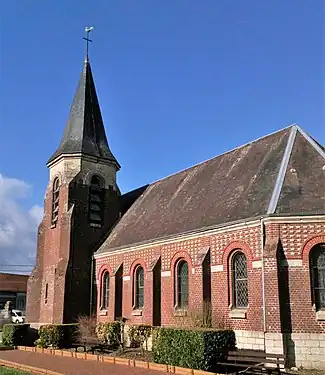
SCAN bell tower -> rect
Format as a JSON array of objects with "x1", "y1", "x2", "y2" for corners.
[{"x1": 26, "y1": 33, "x2": 121, "y2": 324}]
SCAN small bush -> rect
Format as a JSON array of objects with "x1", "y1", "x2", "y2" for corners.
[
  {"x1": 128, "y1": 324, "x2": 152, "y2": 351},
  {"x1": 95, "y1": 321, "x2": 121, "y2": 348},
  {"x1": 37, "y1": 324, "x2": 78, "y2": 348},
  {"x1": 2, "y1": 324, "x2": 30, "y2": 347},
  {"x1": 76, "y1": 315, "x2": 97, "y2": 342},
  {"x1": 153, "y1": 327, "x2": 236, "y2": 372}
]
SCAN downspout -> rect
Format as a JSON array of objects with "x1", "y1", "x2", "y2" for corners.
[
  {"x1": 90, "y1": 254, "x2": 94, "y2": 316},
  {"x1": 260, "y1": 218, "x2": 267, "y2": 344}
]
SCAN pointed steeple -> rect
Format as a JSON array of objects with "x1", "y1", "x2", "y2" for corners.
[{"x1": 47, "y1": 57, "x2": 120, "y2": 169}]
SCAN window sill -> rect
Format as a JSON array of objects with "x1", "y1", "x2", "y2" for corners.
[
  {"x1": 99, "y1": 310, "x2": 107, "y2": 316},
  {"x1": 173, "y1": 308, "x2": 188, "y2": 317},
  {"x1": 316, "y1": 310, "x2": 325, "y2": 321},
  {"x1": 50, "y1": 224, "x2": 57, "y2": 229},
  {"x1": 229, "y1": 308, "x2": 247, "y2": 319},
  {"x1": 132, "y1": 309, "x2": 143, "y2": 316}
]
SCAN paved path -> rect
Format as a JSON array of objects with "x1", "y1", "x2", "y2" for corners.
[{"x1": 0, "y1": 350, "x2": 161, "y2": 375}]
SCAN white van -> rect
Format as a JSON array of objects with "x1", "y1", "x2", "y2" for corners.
[{"x1": 11, "y1": 309, "x2": 25, "y2": 324}]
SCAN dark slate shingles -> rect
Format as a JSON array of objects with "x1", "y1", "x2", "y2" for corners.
[
  {"x1": 98, "y1": 127, "x2": 292, "y2": 252},
  {"x1": 47, "y1": 60, "x2": 119, "y2": 167},
  {"x1": 275, "y1": 131, "x2": 325, "y2": 215}
]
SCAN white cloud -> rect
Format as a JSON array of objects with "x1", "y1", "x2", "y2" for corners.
[{"x1": 0, "y1": 173, "x2": 43, "y2": 274}]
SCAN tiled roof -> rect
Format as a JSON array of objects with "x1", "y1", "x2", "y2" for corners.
[{"x1": 96, "y1": 125, "x2": 325, "y2": 254}]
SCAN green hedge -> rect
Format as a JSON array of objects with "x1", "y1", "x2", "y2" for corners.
[
  {"x1": 36, "y1": 324, "x2": 78, "y2": 348},
  {"x1": 153, "y1": 327, "x2": 236, "y2": 372},
  {"x1": 2, "y1": 324, "x2": 30, "y2": 347}
]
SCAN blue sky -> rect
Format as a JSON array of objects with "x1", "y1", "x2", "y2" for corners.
[{"x1": 0, "y1": 1, "x2": 324, "y2": 270}]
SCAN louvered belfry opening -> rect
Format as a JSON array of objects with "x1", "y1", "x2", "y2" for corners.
[
  {"x1": 51, "y1": 178, "x2": 60, "y2": 225},
  {"x1": 88, "y1": 175, "x2": 104, "y2": 226}
]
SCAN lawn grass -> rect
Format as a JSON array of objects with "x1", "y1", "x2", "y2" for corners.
[{"x1": 0, "y1": 366, "x2": 32, "y2": 375}]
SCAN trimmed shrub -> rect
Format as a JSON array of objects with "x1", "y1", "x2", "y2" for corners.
[
  {"x1": 36, "y1": 324, "x2": 78, "y2": 348},
  {"x1": 153, "y1": 327, "x2": 236, "y2": 372},
  {"x1": 95, "y1": 321, "x2": 121, "y2": 348},
  {"x1": 128, "y1": 324, "x2": 152, "y2": 351},
  {"x1": 2, "y1": 324, "x2": 30, "y2": 347}
]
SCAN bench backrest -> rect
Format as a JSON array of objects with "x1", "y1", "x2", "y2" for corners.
[{"x1": 228, "y1": 350, "x2": 285, "y2": 365}]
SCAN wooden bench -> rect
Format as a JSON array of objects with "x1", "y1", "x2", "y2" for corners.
[
  {"x1": 71, "y1": 338, "x2": 110, "y2": 354},
  {"x1": 218, "y1": 350, "x2": 286, "y2": 374}
]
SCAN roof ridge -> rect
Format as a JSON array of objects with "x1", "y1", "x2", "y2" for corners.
[
  {"x1": 149, "y1": 123, "x2": 296, "y2": 186},
  {"x1": 266, "y1": 125, "x2": 298, "y2": 214}
]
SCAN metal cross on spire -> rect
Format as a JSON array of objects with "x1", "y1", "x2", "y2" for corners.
[{"x1": 83, "y1": 26, "x2": 94, "y2": 61}]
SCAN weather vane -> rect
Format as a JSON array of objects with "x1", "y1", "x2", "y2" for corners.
[{"x1": 83, "y1": 26, "x2": 94, "y2": 59}]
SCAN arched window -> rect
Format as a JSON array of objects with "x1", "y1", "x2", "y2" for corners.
[
  {"x1": 310, "y1": 244, "x2": 325, "y2": 311},
  {"x1": 176, "y1": 260, "x2": 189, "y2": 308},
  {"x1": 232, "y1": 252, "x2": 248, "y2": 308},
  {"x1": 101, "y1": 271, "x2": 110, "y2": 309},
  {"x1": 134, "y1": 266, "x2": 144, "y2": 309},
  {"x1": 51, "y1": 178, "x2": 60, "y2": 225},
  {"x1": 89, "y1": 175, "x2": 104, "y2": 226}
]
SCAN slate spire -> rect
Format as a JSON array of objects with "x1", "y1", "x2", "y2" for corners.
[{"x1": 47, "y1": 56, "x2": 120, "y2": 169}]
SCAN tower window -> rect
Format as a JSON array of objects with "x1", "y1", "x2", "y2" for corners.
[
  {"x1": 88, "y1": 175, "x2": 104, "y2": 226},
  {"x1": 45, "y1": 283, "x2": 49, "y2": 304},
  {"x1": 51, "y1": 178, "x2": 60, "y2": 226}
]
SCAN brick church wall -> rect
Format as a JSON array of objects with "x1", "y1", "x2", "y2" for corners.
[
  {"x1": 95, "y1": 217, "x2": 325, "y2": 369},
  {"x1": 275, "y1": 223, "x2": 325, "y2": 368},
  {"x1": 27, "y1": 163, "x2": 120, "y2": 325},
  {"x1": 96, "y1": 220, "x2": 264, "y2": 331},
  {"x1": 27, "y1": 182, "x2": 71, "y2": 324}
]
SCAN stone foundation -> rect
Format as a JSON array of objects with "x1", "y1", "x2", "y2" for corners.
[
  {"x1": 234, "y1": 330, "x2": 265, "y2": 351},
  {"x1": 287, "y1": 333, "x2": 325, "y2": 370}
]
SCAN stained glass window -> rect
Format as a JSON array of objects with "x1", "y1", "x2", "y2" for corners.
[
  {"x1": 177, "y1": 260, "x2": 189, "y2": 308},
  {"x1": 310, "y1": 244, "x2": 325, "y2": 311},
  {"x1": 232, "y1": 252, "x2": 248, "y2": 308},
  {"x1": 102, "y1": 271, "x2": 110, "y2": 309},
  {"x1": 135, "y1": 266, "x2": 144, "y2": 309}
]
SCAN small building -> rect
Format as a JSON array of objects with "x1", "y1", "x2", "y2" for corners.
[
  {"x1": 26, "y1": 50, "x2": 325, "y2": 370},
  {"x1": 0, "y1": 273, "x2": 28, "y2": 312}
]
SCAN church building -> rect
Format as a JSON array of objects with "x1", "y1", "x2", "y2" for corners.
[{"x1": 26, "y1": 52, "x2": 325, "y2": 369}]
